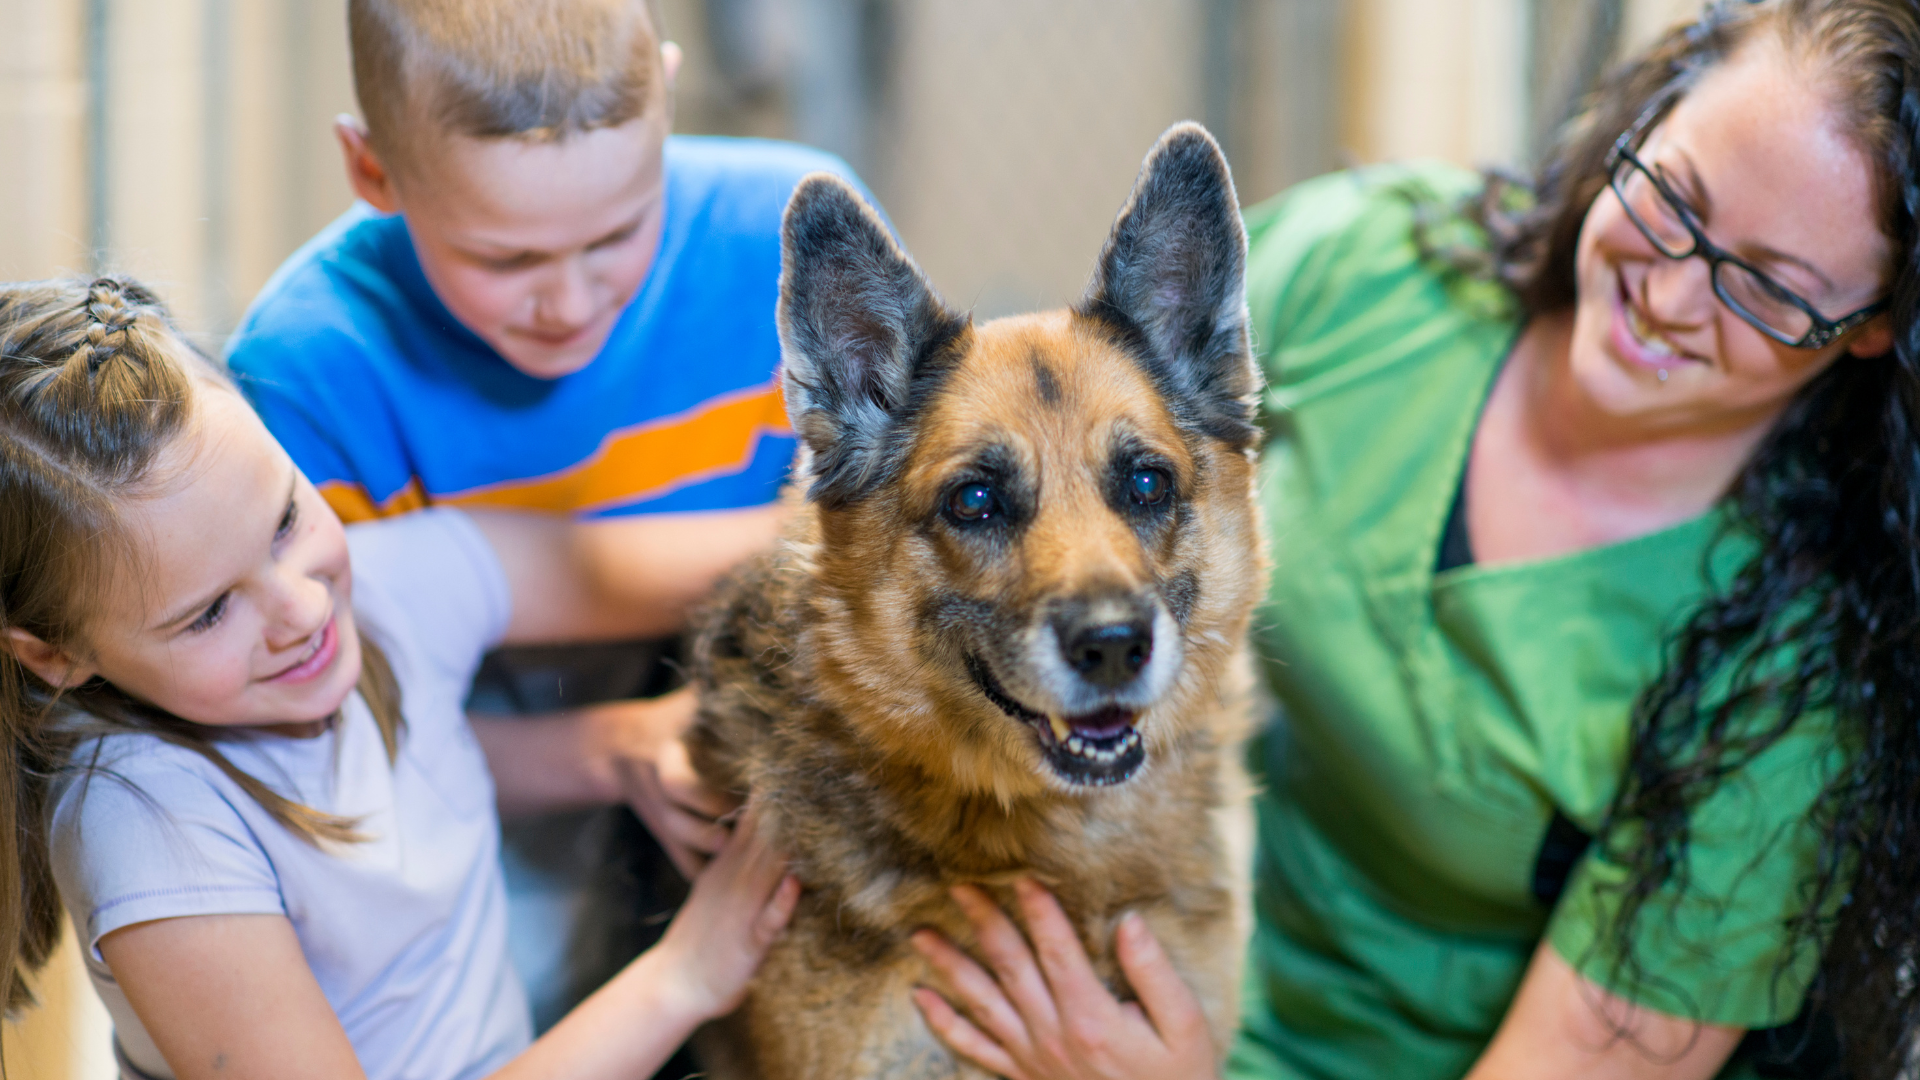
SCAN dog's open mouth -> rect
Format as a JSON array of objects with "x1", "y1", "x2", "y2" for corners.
[{"x1": 964, "y1": 654, "x2": 1146, "y2": 786}]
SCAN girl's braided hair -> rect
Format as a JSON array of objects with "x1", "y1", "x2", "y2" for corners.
[
  {"x1": 1443, "y1": 1, "x2": 1920, "y2": 1073},
  {"x1": 0, "y1": 276, "x2": 402, "y2": 1017}
]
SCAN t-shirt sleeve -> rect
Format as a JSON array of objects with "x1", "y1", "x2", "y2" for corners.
[
  {"x1": 230, "y1": 327, "x2": 417, "y2": 526},
  {"x1": 1546, "y1": 716, "x2": 1838, "y2": 1027},
  {"x1": 1241, "y1": 162, "x2": 1505, "y2": 405},
  {"x1": 346, "y1": 507, "x2": 513, "y2": 689},
  {"x1": 51, "y1": 749, "x2": 285, "y2": 959}
]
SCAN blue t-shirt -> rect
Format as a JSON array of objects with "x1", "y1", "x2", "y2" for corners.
[
  {"x1": 52, "y1": 510, "x2": 528, "y2": 1080},
  {"x1": 227, "y1": 136, "x2": 864, "y2": 522}
]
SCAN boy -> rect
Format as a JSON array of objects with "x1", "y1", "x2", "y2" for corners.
[{"x1": 226, "y1": 0, "x2": 870, "y2": 1030}]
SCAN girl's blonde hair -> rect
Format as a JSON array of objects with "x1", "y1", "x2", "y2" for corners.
[{"x1": 0, "y1": 276, "x2": 403, "y2": 1014}]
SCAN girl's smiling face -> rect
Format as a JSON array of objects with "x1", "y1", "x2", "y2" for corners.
[
  {"x1": 65, "y1": 388, "x2": 362, "y2": 733},
  {"x1": 1566, "y1": 36, "x2": 1895, "y2": 429}
]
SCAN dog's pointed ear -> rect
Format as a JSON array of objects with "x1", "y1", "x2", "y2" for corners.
[
  {"x1": 1079, "y1": 123, "x2": 1258, "y2": 449},
  {"x1": 779, "y1": 173, "x2": 969, "y2": 507}
]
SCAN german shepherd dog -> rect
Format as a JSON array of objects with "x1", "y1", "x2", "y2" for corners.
[{"x1": 684, "y1": 122, "x2": 1265, "y2": 1080}]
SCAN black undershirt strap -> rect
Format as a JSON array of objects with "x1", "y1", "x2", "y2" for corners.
[{"x1": 1434, "y1": 472, "x2": 1475, "y2": 574}]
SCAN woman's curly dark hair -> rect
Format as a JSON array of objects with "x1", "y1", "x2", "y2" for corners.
[{"x1": 1461, "y1": 1, "x2": 1920, "y2": 1075}]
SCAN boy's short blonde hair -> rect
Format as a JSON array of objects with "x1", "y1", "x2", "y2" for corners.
[{"x1": 349, "y1": 0, "x2": 662, "y2": 172}]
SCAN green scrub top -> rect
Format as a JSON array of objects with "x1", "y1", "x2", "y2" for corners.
[{"x1": 1226, "y1": 164, "x2": 1841, "y2": 1080}]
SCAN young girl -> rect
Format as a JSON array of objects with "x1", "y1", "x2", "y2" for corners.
[{"x1": 0, "y1": 275, "x2": 800, "y2": 1080}]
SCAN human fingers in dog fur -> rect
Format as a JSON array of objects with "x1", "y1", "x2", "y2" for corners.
[
  {"x1": 1111, "y1": 911, "x2": 1213, "y2": 1060},
  {"x1": 583, "y1": 689, "x2": 739, "y2": 876},
  {"x1": 909, "y1": 931, "x2": 1030, "y2": 1071},
  {"x1": 1010, "y1": 883, "x2": 1219, "y2": 1079},
  {"x1": 653, "y1": 803, "x2": 800, "y2": 1018},
  {"x1": 626, "y1": 734, "x2": 734, "y2": 877},
  {"x1": 1011, "y1": 879, "x2": 1119, "y2": 1020},
  {"x1": 911, "y1": 982, "x2": 1028, "y2": 1080},
  {"x1": 954, "y1": 884, "x2": 1067, "y2": 1033},
  {"x1": 913, "y1": 880, "x2": 1222, "y2": 1080}
]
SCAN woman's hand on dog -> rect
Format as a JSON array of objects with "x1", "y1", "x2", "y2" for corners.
[
  {"x1": 910, "y1": 879, "x2": 1219, "y2": 1080},
  {"x1": 652, "y1": 803, "x2": 802, "y2": 1020}
]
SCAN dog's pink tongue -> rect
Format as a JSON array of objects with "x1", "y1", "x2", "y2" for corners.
[{"x1": 1070, "y1": 707, "x2": 1135, "y2": 740}]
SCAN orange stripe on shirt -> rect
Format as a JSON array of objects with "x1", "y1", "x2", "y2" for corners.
[
  {"x1": 319, "y1": 477, "x2": 429, "y2": 524},
  {"x1": 440, "y1": 382, "x2": 792, "y2": 515},
  {"x1": 316, "y1": 384, "x2": 790, "y2": 521}
]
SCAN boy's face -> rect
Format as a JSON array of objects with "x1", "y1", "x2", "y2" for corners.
[{"x1": 384, "y1": 111, "x2": 669, "y2": 379}]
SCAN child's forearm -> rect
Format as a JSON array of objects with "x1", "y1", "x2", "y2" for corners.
[
  {"x1": 469, "y1": 709, "x2": 621, "y2": 816},
  {"x1": 470, "y1": 690, "x2": 698, "y2": 816},
  {"x1": 488, "y1": 948, "x2": 712, "y2": 1080},
  {"x1": 566, "y1": 503, "x2": 789, "y2": 630},
  {"x1": 467, "y1": 503, "x2": 788, "y2": 648}
]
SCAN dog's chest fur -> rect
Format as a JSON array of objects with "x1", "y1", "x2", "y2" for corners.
[{"x1": 686, "y1": 517, "x2": 1248, "y2": 1080}]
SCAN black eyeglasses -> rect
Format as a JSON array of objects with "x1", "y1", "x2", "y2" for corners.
[{"x1": 1605, "y1": 129, "x2": 1888, "y2": 350}]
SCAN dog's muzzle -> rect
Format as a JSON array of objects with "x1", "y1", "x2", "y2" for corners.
[{"x1": 964, "y1": 652, "x2": 1147, "y2": 787}]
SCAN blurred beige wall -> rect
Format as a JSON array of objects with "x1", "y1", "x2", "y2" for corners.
[
  {"x1": 1625, "y1": 0, "x2": 1705, "y2": 51},
  {"x1": 1342, "y1": 0, "x2": 1528, "y2": 168},
  {"x1": 0, "y1": 0, "x2": 1715, "y2": 336},
  {"x1": 1, "y1": 925, "x2": 112, "y2": 1080},
  {"x1": 0, "y1": 0, "x2": 87, "y2": 285},
  {"x1": 0, "y1": 0, "x2": 354, "y2": 339},
  {"x1": 879, "y1": 0, "x2": 1209, "y2": 315}
]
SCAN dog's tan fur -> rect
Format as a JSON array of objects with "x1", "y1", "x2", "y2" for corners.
[{"x1": 686, "y1": 124, "x2": 1263, "y2": 1080}]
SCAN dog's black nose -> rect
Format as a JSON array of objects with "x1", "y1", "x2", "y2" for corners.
[{"x1": 1063, "y1": 620, "x2": 1152, "y2": 688}]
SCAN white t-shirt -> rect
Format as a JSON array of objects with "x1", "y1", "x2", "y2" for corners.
[{"x1": 50, "y1": 509, "x2": 533, "y2": 1080}]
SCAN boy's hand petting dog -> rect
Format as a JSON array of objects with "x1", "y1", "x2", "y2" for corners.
[
  {"x1": 591, "y1": 688, "x2": 739, "y2": 876},
  {"x1": 910, "y1": 880, "x2": 1220, "y2": 1080},
  {"x1": 652, "y1": 804, "x2": 802, "y2": 1020},
  {"x1": 470, "y1": 686, "x2": 736, "y2": 877}
]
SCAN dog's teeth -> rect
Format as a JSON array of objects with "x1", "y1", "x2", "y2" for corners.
[
  {"x1": 1050, "y1": 716, "x2": 1070, "y2": 743},
  {"x1": 1068, "y1": 736, "x2": 1085, "y2": 755}
]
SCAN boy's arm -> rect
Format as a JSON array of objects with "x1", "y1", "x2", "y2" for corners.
[
  {"x1": 470, "y1": 689, "x2": 732, "y2": 877},
  {"x1": 472, "y1": 502, "x2": 787, "y2": 643},
  {"x1": 463, "y1": 503, "x2": 785, "y2": 874}
]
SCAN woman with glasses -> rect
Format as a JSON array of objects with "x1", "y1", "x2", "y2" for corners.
[{"x1": 911, "y1": 2, "x2": 1920, "y2": 1079}]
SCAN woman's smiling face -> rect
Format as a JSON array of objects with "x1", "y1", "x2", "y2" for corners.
[{"x1": 1567, "y1": 35, "x2": 1895, "y2": 430}]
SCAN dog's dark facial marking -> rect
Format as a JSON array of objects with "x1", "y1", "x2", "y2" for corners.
[
  {"x1": 1164, "y1": 569, "x2": 1199, "y2": 627},
  {"x1": 778, "y1": 174, "x2": 972, "y2": 509},
  {"x1": 1075, "y1": 123, "x2": 1259, "y2": 453},
  {"x1": 963, "y1": 652, "x2": 1045, "y2": 723},
  {"x1": 1030, "y1": 354, "x2": 1064, "y2": 408},
  {"x1": 930, "y1": 444, "x2": 1033, "y2": 549},
  {"x1": 1102, "y1": 431, "x2": 1180, "y2": 538},
  {"x1": 920, "y1": 591, "x2": 1008, "y2": 650}
]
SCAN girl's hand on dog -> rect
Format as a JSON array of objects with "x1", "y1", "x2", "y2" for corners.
[
  {"x1": 652, "y1": 803, "x2": 801, "y2": 1020},
  {"x1": 910, "y1": 879, "x2": 1219, "y2": 1080}
]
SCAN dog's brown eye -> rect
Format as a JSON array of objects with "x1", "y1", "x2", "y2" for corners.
[
  {"x1": 948, "y1": 483, "x2": 998, "y2": 522},
  {"x1": 1130, "y1": 468, "x2": 1170, "y2": 505}
]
